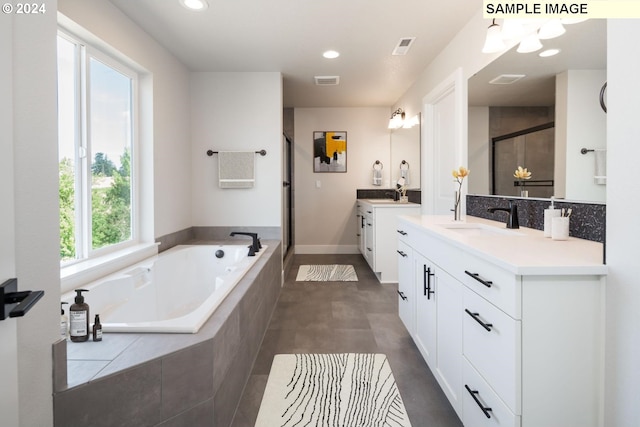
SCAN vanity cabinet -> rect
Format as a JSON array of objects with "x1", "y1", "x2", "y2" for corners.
[
  {"x1": 357, "y1": 200, "x2": 420, "y2": 283},
  {"x1": 397, "y1": 220, "x2": 463, "y2": 416},
  {"x1": 397, "y1": 215, "x2": 606, "y2": 427}
]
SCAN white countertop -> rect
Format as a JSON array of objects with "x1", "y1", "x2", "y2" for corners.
[
  {"x1": 399, "y1": 215, "x2": 607, "y2": 276},
  {"x1": 357, "y1": 198, "x2": 420, "y2": 207}
]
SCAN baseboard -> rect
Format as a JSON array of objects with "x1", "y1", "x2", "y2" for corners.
[{"x1": 294, "y1": 245, "x2": 360, "y2": 254}]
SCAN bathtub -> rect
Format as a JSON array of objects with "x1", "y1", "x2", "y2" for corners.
[{"x1": 61, "y1": 244, "x2": 267, "y2": 333}]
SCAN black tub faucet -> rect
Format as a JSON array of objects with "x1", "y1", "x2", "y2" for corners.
[
  {"x1": 488, "y1": 200, "x2": 519, "y2": 229},
  {"x1": 230, "y1": 232, "x2": 260, "y2": 255}
]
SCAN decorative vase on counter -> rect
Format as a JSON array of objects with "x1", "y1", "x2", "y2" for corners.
[
  {"x1": 400, "y1": 195, "x2": 409, "y2": 203},
  {"x1": 453, "y1": 190, "x2": 462, "y2": 220}
]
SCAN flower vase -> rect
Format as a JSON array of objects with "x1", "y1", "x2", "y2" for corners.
[
  {"x1": 453, "y1": 190, "x2": 462, "y2": 221},
  {"x1": 399, "y1": 195, "x2": 408, "y2": 203},
  {"x1": 519, "y1": 183, "x2": 528, "y2": 197}
]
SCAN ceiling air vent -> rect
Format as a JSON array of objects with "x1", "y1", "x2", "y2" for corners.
[
  {"x1": 392, "y1": 37, "x2": 416, "y2": 56},
  {"x1": 314, "y1": 76, "x2": 340, "y2": 86},
  {"x1": 489, "y1": 74, "x2": 526, "y2": 85}
]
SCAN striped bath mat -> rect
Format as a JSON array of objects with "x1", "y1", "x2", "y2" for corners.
[
  {"x1": 255, "y1": 353, "x2": 412, "y2": 427},
  {"x1": 296, "y1": 264, "x2": 358, "y2": 282}
]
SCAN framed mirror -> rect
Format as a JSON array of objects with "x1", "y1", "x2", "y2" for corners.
[{"x1": 468, "y1": 20, "x2": 606, "y2": 203}]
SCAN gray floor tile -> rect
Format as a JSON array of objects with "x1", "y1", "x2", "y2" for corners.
[{"x1": 232, "y1": 253, "x2": 462, "y2": 427}]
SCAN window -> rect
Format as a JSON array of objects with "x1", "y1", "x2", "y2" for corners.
[{"x1": 57, "y1": 32, "x2": 138, "y2": 264}]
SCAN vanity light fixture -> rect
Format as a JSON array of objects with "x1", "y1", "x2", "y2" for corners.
[
  {"x1": 402, "y1": 114, "x2": 420, "y2": 129},
  {"x1": 516, "y1": 32, "x2": 543, "y2": 53},
  {"x1": 388, "y1": 108, "x2": 405, "y2": 129},
  {"x1": 323, "y1": 50, "x2": 340, "y2": 59},
  {"x1": 482, "y1": 19, "x2": 506, "y2": 53},
  {"x1": 180, "y1": 0, "x2": 209, "y2": 11},
  {"x1": 538, "y1": 19, "x2": 566, "y2": 39}
]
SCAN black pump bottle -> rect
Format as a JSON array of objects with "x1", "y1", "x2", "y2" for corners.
[{"x1": 69, "y1": 289, "x2": 90, "y2": 342}]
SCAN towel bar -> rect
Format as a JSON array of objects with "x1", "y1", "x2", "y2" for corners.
[{"x1": 207, "y1": 149, "x2": 266, "y2": 157}]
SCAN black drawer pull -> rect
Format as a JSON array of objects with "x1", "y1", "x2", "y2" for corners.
[
  {"x1": 397, "y1": 229, "x2": 407, "y2": 235},
  {"x1": 367, "y1": 247, "x2": 372, "y2": 252},
  {"x1": 367, "y1": 223, "x2": 372, "y2": 226},
  {"x1": 397, "y1": 250, "x2": 408, "y2": 258},
  {"x1": 367, "y1": 210, "x2": 372, "y2": 214},
  {"x1": 465, "y1": 384, "x2": 492, "y2": 419},
  {"x1": 465, "y1": 309, "x2": 493, "y2": 331},
  {"x1": 424, "y1": 265, "x2": 435, "y2": 299},
  {"x1": 397, "y1": 290, "x2": 407, "y2": 301},
  {"x1": 464, "y1": 270, "x2": 493, "y2": 288}
]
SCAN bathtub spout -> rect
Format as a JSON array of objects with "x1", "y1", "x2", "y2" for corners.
[{"x1": 230, "y1": 232, "x2": 260, "y2": 256}]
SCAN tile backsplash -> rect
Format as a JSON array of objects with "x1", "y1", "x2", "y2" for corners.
[{"x1": 467, "y1": 195, "x2": 606, "y2": 243}]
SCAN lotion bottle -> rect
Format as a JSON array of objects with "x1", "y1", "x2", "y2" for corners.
[
  {"x1": 69, "y1": 289, "x2": 90, "y2": 342},
  {"x1": 60, "y1": 302, "x2": 69, "y2": 340}
]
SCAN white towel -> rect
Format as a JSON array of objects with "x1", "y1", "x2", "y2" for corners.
[
  {"x1": 594, "y1": 148, "x2": 606, "y2": 185},
  {"x1": 372, "y1": 169, "x2": 382, "y2": 186},
  {"x1": 218, "y1": 151, "x2": 255, "y2": 188}
]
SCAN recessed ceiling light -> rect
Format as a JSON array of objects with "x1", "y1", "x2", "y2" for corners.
[
  {"x1": 323, "y1": 50, "x2": 340, "y2": 59},
  {"x1": 180, "y1": 0, "x2": 208, "y2": 11},
  {"x1": 539, "y1": 49, "x2": 561, "y2": 57}
]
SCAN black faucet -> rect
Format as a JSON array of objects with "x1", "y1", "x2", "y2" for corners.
[
  {"x1": 230, "y1": 232, "x2": 260, "y2": 256},
  {"x1": 487, "y1": 200, "x2": 519, "y2": 229}
]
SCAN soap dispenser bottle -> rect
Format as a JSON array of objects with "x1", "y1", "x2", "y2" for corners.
[
  {"x1": 544, "y1": 197, "x2": 561, "y2": 238},
  {"x1": 69, "y1": 289, "x2": 90, "y2": 342},
  {"x1": 60, "y1": 302, "x2": 69, "y2": 340}
]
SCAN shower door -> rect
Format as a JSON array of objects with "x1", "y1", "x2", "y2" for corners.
[{"x1": 492, "y1": 123, "x2": 555, "y2": 198}]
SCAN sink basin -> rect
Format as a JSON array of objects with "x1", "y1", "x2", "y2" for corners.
[{"x1": 436, "y1": 222, "x2": 524, "y2": 236}]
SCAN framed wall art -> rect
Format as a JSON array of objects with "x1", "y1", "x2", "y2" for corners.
[{"x1": 313, "y1": 131, "x2": 347, "y2": 173}]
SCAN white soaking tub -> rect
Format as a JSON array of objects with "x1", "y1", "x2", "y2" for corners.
[{"x1": 61, "y1": 244, "x2": 266, "y2": 333}]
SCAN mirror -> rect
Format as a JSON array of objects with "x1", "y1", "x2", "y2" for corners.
[
  {"x1": 390, "y1": 114, "x2": 421, "y2": 189},
  {"x1": 467, "y1": 20, "x2": 606, "y2": 202}
]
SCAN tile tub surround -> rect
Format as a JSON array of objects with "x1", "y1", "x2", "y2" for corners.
[
  {"x1": 53, "y1": 240, "x2": 282, "y2": 427},
  {"x1": 467, "y1": 194, "x2": 606, "y2": 243},
  {"x1": 356, "y1": 188, "x2": 421, "y2": 204},
  {"x1": 156, "y1": 226, "x2": 281, "y2": 253}
]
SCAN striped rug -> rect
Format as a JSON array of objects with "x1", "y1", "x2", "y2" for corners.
[
  {"x1": 255, "y1": 353, "x2": 412, "y2": 427},
  {"x1": 295, "y1": 265, "x2": 358, "y2": 282}
]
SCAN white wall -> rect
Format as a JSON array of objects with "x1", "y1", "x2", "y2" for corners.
[
  {"x1": 59, "y1": 0, "x2": 192, "y2": 239},
  {"x1": 294, "y1": 107, "x2": 390, "y2": 253},
  {"x1": 0, "y1": 10, "x2": 19, "y2": 427},
  {"x1": 605, "y1": 19, "x2": 640, "y2": 427},
  {"x1": 190, "y1": 72, "x2": 283, "y2": 227},
  {"x1": 556, "y1": 70, "x2": 607, "y2": 203},
  {"x1": 3, "y1": 1, "x2": 60, "y2": 426}
]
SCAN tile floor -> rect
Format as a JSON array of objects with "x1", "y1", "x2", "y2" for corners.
[{"x1": 230, "y1": 253, "x2": 462, "y2": 427}]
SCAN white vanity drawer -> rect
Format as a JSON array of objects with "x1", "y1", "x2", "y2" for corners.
[
  {"x1": 463, "y1": 287, "x2": 521, "y2": 414},
  {"x1": 458, "y1": 251, "x2": 521, "y2": 319},
  {"x1": 463, "y1": 358, "x2": 521, "y2": 427}
]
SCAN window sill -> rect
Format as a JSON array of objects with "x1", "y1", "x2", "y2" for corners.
[{"x1": 60, "y1": 242, "x2": 159, "y2": 294}]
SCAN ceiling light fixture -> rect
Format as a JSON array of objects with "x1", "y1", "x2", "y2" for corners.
[
  {"x1": 482, "y1": 19, "x2": 506, "y2": 53},
  {"x1": 323, "y1": 50, "x2": 340, "y2": 59},
  {"x1": 539, "y1": 48, "x2": 561, "y2": 57},
  {"x1": 388, "y1": 108, "x2": 406, "y2": 129},
  {"x1": 180, "y1": 0, "x2": 208, "y2": 11}
]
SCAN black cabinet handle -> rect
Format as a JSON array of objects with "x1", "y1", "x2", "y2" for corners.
[
  {"x1": 465, "y1": 309, "x2": 493, "y2": 331},
  {"x1": 367, "y1": 210, "x2": 372, "y2": 214},
  {"x1": 424, "y1": 265, "x2": 435, "y2": 299},
  {"x1": 361, "y1": 216, "x2": 365, "y2": 228},
  {"x1": 464, "y1": 270, "x2": 493, "y2": 288},
  {"x1": 367, "y1": 247, "x2": 372, "y2": 252},
  {"x1": 397, "y1": 290, "x2": 407, "y2": 301},
  {"x1": 397, "y1": 250, "x2": 408, "y2": 258},
  {"x1": 367, "y1": 223, "x2": 372, "y2": 226},
  {"x1": 465, "y1": 384, "x2": 492, "y2": 419},
  {"x1": 397, "y1": 229, "x2": 407, "y2": 235}
]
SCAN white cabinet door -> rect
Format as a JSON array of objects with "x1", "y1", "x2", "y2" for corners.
[
  {"x1": 414, "y1": 251, "x2": 437, "y2": 368},
  {"x1": 397, "y1": 240, "x2": 414, "y2": 335},
  {"x1": 435, "y1": 267, "x2": 463, "y2": 417}
]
